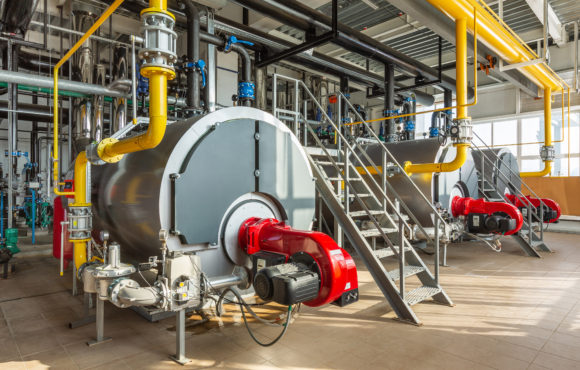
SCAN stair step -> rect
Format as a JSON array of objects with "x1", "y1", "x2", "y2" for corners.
[
  {"x1": 315, "y1": 160, "x2": 344, "y2": 167},
  {"x1": 325, "y1": 177, "x2": 362, "y2": 182},
  {"x1": 361, "y1": 227, "x2": 398, "y2": 238},
  {"x1": 405, "y1": 286, "x2": 442, "y2": 306},
  {"x1": 389, "y1": 265, "x2": 425, "y2": 281},
  {"x1": 339, "y1": 193, "x2": 373, "y2": 200},
  {"x1": 372, "y1": 245, "x2": 411, "y2": 259},
  {"x1": 487, "y1": 198, "x2": 504, "y2": 202},
  {"x1": 349, "y1": 210, "x2": 384, "y2": 217}
]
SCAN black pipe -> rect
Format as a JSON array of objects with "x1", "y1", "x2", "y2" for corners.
[
  {"x1": 200, "y1": 31, "x2": 253, "y2": 106},
  {"x1": 229, "y1": 0, "x2": 472, "y2": 98},
  {"x1": 384, "y1": 63, "x2": 396, "y2": 142},
  {"x1": 444, "y1": 88, "x2": 453, "y2": 127},
  {"x1": 181, "y1": 0, "x2": 201, "y2": 112}
]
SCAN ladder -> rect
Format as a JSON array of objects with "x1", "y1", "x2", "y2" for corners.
[
  {"x1": 272, "y1": 74, "x2": 453, "y2": 325},
  {"x1": 470, "y1": 132, "x2": 551, "y2": 257}
]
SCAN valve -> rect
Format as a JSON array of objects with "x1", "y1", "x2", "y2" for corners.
[
  {"x1": 451, "y1": 196, "x2": 523, "y2": 236},
  {"x1": 505, "y1": 194, "x2": 561, "y2": 223},
  {"x1": 224, "y1": 35, "x2": 254, "y2": 52},
  {"x1": 183, "y1": 59, "x2": 206, "y2": 88}
]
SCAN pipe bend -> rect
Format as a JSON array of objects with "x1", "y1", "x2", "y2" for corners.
[
  {"x1": 520, "y1": 161, "x2": 552, "y2": 178},
  {"x1": 404, "y1": 143, "x2": 469, "y2": 175}
]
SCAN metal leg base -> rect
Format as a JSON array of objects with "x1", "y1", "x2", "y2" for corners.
[
  {"x1": 170, "y1": 310, "x2": 191, "y2": 365},
  {"x1": 169, "y1": 355, "x2": 191, "y2": 366},
  {"x1": 87, "y1": 336, "x2": 112, "y2": 347}
]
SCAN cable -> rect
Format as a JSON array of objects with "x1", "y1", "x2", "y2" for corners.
[
  {"x1": 217, "y1": 287, "x2": 293, "y2": 347},
  {"x1": 463, "y1": 232, "x2": 502, "y2": 252}
]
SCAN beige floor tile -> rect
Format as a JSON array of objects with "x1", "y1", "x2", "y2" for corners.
[
  {"x1": 532, "y1": 352, "x2": 580, "y2": 370},
  {"x1": 20, "y1": 347, "x2": 77, "y2": 369}
]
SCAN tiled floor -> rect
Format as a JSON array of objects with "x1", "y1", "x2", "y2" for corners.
[{"x1": 1, "y1": 232, "x2": 579, "y2": 369}]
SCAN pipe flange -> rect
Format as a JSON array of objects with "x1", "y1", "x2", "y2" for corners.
[
  {"x1": 86, "y1": 143, "x2": 106, "y2": 165},
  {"x1": 154, "y1": 279, "x2": 169, "y2": 310},
  {"x1": 140, "y1": 65, "x2": 176, "y2": 80},
  {"x1": 540, "y1": 145, "x2": 555, "y2": 161},
  {"x1": 97, "y1": 138, "x2": 124, "y2": 163},
  {"x1": 451, "y1": 118, "x2": 473, "y2": 143},
  {"x1": 108, "y1": 277, "x2": 139, "y2": 308},
  {"x1": 92, "y1": 262, "x2": 136, "y2": 279}
]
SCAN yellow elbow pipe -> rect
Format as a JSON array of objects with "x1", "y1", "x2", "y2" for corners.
[
  {"x1": 71, "y1": 151, "x2": 89, "y2": 207},
  {"x1": 97, "y1": 0, "x2": 175, "y2": 163},
  {"x1": 404, "y1": 143, "x2": 469, "y2": 175},
  {"x1": 98, "y1": 71, "x2": 172, "y2": 162},
  {"x1": 520, "y1": 88, "x2": 553, "y2": 177},
  {"x1": 403, "y1": 17, "x2": 472, "y2": 175}
]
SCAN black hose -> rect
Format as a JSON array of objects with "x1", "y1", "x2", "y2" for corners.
[{"x1": 217, "y1": 287, "x2": 292, "y2": 347}]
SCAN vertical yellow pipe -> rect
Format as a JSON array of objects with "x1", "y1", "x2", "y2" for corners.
[
  {"x1": 456, "y1": 18, "x2": 468, "y2": 120},
  {"x1": 521, "y1": 87, "x2": 552, "y2": 177},
  {"x1": 404, "y1": 17, "x2": 471, "y2": 175},
  {"x1": 71, "y1": 151, "x2": 90, "y2": 270}
]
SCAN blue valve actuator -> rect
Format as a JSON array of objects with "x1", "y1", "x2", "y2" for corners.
[{"x1": 225, "y1": 36, "x2": 254, "y2": 52}]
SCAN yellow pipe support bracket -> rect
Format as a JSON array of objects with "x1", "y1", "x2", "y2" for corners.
[{"x1": 52, "y1": 0, "x2": 125, "y2": 196}]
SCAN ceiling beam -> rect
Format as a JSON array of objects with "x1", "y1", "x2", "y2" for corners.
[{"x1": 522, "y1": 0, "x2": 565, "y2": 47}]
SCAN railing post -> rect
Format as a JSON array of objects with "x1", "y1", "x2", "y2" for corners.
[
  {"x1": 337, "y1": 94, "x2": 342, "y2": 161},
  {"x1": 344, "y1": 146, "x2": 349, "y2": 213},
  {"x1": 540, "y1": 201, "x2": 544, "y2": 241},
  {"x1": 382, "y1": 150, "x2": 387, "y2": 212},
  {"x1": 294, "y1": 81, "x2": 299, "y2": 136},
  {"x1": 399, "y1": 217, "x2": 405, "y2": 299},
  {"x1": 303, "y1": 99, "x2": 308, "y2": 146},
  {"x1": 527, "y1": 202, "x2": 532, "y2": 242},
  {"x1": 434, "y1": 214, "x2": 440, "y2": 284},
  {"x1": 272, "y1": 74, "x2": 277, "y2": 116}
]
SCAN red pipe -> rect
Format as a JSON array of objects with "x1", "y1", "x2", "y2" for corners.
[
  {"x1": 505, "y1": 194, "x2": 561, "y2": 223},
  {"x1": 451, "y1": 196, "x2": 523, "y2": 235},
  {"x1": 239, "y1": 217, "x2": 358, "y2": 307}
]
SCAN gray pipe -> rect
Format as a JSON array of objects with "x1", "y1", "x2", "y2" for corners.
[
  {"x1": 0, "y1": 70, "x2": 129, "y2": 98},
  {"x1": 182, "y1": 0, "x2": 201, "y2": 111},
  {"x1": 229, "y1": 0, "x2": 470, "y2": 98}
]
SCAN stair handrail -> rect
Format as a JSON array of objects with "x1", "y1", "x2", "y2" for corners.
[
  {"x1": 471, "y1": 131, "x2": 548, "y2": 223},
  {"x1": 304, "y1": 126, "x2": 405, "y2": 259},
  {"x1": 337, "y1": 92, "x2": 449, "y2": 233}
]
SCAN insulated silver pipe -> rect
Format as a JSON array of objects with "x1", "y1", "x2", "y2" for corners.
[
  {"x1": 116, "y1": 285, "x2": 163, "y2": 307},
  {"x1": 207, "y1": 274, "x2": 242, "y2": 290},
  {"x1": 0, "y1": 70, "x2": 129, "y2": 98},
  {"x1": 207, "y1": 12, "x2": 216, "y2": 112}
]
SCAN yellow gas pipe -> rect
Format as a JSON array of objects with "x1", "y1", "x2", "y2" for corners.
[
  {"x1": 97, "y1": 0, "x2": 175, "y2": 163},
  {"x1": 71, "y1": 152, "x2": 90, "y2": 270},
  {"x1": 403, "y1": 16, "x2": 473, "y2": 175},
  {"x1": 425, "y1": 0, "x2": 568, "y2": 177},
  {"x1": 520, "y1": 88, "x2": 552, "y2": 177}
]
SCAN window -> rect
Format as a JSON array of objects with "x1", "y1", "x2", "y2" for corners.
[
  {"x1": 473, "y1": 122, "x2": 491, "y2": 146},
  {"x1": 493, "y1": 120, "x2": 517, "y2": 146}
]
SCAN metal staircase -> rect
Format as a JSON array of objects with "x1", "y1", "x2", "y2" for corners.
[
  {"x1": 470, "y1": 132, "x2": 551, "y2": 257},
  {"x1": 272, "y1": 74, "x2": 453, "y2": 325}
]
